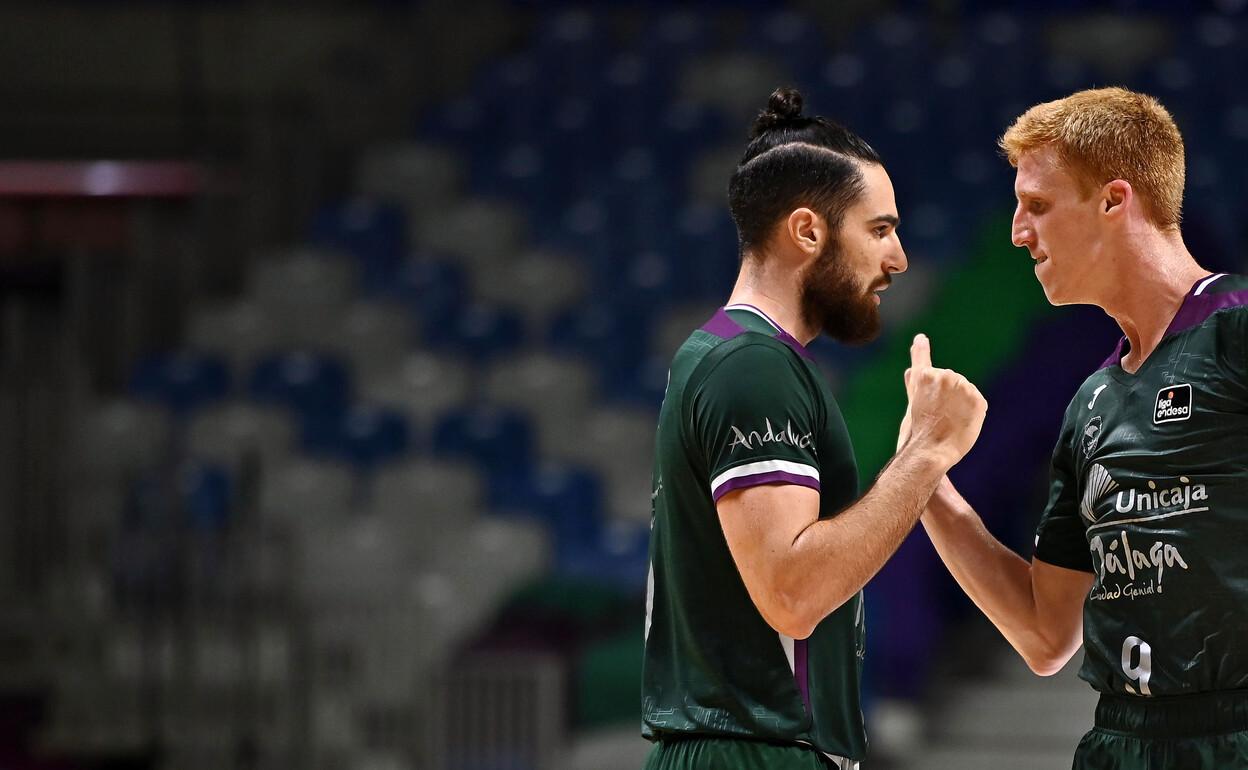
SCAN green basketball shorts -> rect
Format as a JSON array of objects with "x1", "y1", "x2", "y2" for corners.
[
  {"x1": 1074, "y1": 690, "x2": 1248, "y2": 769},
  {"x1": 643, "y1": 735, "x2": 858, "y2": 770}
]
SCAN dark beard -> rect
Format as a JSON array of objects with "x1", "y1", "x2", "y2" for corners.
[{"x1": 800, "y1": 240, "x2": 883, "y2": 346}]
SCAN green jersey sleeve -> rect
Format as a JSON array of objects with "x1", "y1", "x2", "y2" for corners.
[
  {"x1": 1217, "y1": 305, "x2": 1248, "y2": 394},
  {"x1": 690, "y1": 342, "x2": 822, "y2": 503},
  {"x1": 1034, "y1": 403, "x2": 1093, "y2": 572}
]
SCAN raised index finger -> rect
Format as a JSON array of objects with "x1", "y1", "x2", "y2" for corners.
[{"x1": 911, "y1": 333, "x2": 932, "y2": 369}]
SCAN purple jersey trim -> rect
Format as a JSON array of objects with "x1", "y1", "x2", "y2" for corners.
[
  {"x1": 1098, "y1": 336, "x2": 1128, "y2": 370},
  {"x1": 794, "y1": 638, "x2": 811, "y2": 714},
  {"x1": 1165, "y1": 289, "x2": 1248, "y2": 336},
  {"x1": 1099, "y1": 275, "x2": 1248, "y2": 369},
  {"x1": 723, "y1": 304, "x2": 816, "y2": 361},
  {"x1": 700, "y1": 309, "x2": 746, "y2": 340},
  {"x1": 711, "y1": 470, "x2": 821, "y2": 502}
]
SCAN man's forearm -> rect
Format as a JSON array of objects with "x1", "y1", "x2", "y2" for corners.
[
  {"x1": 782, "y1": 443, "x2": 949, "y2": 630},
  {"x1": 921, "y1": 482, "x2": 1065, "y2": 671}
]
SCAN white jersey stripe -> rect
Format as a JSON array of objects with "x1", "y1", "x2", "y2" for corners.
[
  {"x1": 710, "y1": 459, "x2": 820, "y2": 496},
  {"x1": 779, "y1": 633, "x2": 796, "y2": 674},
  {"x1": 724, "y1": 303, "x2": 782, "y2": 332},
  {"x1": 1195, "y1": 273, "x2": 1226, "y2": 296}
]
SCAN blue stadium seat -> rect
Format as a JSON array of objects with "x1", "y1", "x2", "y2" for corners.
[
  {"x1": 598, "y1": 53, "x2": 671, "y2": 146},
  {"x1": 301, "y1": 403, "x2": 412, "y2": 471},
  {"x1": 741, "y1": 9, "x2": 827, "y2": 75},
  {"x1": 600, "y1": 147, "x2": 678, "y2": 263},
  {"x1": 489, "y1": 462, "x2": 605, "y2": 557},
  {"x1": 655, "y1": 101, "x2": 730, "y2": 166},
  {"x1": 430, "y1": 303, "x2": 526, "y2": 361},
  {"x1": 419, "y1": 94, "x2": 490, "y2": 151},
  {"x1": 310, "y1": 198, "x2": 407, "y2": 294},
  {"x1": 433, "y1": 406, "x2": 535, "y2": 477},
  {"x1": 391, "y1": 252, "x2": 466, "y2": 318},
  {"x1": 129, "y1": 351, "x2": 231, "y2": 416},
  {"x1": 248, "y1": 351, "x2": 351, "y2": 421},
  {"x1": 533, "y1": 7, "x2": 610, "y2": 97},
  {"x1": 391, "y1": 256, "x2": 468, "y2": 328},
  {"x1": 548, "y1": 303, "x2": 648, "y2": 387},
  {"x1": 606, "y1": 351, "x2": 670, "y2": 408},
  {"x1": 672, "y1": 202, "x2": 739, "y2": 299},
  {"x1": 178, "y1": 461, "x2": 233, "y2": 531},
  {"x1": 477, "y1": 53, "x2": 567, "y2": 147},
  {"x1": 535, "y1": 196, "x2": 611, "y2": 276},
  {"x1": 557, "y1": 519, "x2": 650, "y2": 589},
  {"x1": 638, "y1": 9, "x2": 713, "y2": 70}
]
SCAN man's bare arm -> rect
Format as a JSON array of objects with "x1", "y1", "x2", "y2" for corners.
[
  {"x1": 717, "y1": 334, "x2": 987, "y2": 639},
  {"x1": 922, "y1": 477, "x2": 1092, "y2": 674},
  {"x1": 718, "y1": 443, "x2": 948, "y2": 639}
]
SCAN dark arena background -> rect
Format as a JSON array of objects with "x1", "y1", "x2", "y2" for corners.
[{"x1": 1, "y1": 1, "x2": 1245, "y2": 768}]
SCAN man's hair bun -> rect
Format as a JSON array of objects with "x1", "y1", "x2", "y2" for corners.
[{"x1": 751, "y1": 87, "x2": 806, "y2": 138}]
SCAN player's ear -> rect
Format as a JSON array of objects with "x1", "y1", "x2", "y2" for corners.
[
  {"x1": 1102, "y1": 179, "x2": 1131, "y2": 218},
  {"x1": 786, "y1": 207, "x2": 825, "y2": 258}
]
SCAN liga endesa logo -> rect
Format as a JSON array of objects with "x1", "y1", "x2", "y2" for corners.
[{"x1": 1153, "y1": 383, "x2": 1192, "y2": 424}]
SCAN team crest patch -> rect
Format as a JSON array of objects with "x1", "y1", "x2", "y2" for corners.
[
  {"x1": 1082, "y1": 416, "x2": 1102, "y2": 458},
  {"x1": 1154, "y1": 384, "x2": 1192, "y2": 424}
]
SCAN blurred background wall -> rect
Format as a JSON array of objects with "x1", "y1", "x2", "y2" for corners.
[{"x1": 1, "y1": 0, "x2": 1246, "y2": 769}]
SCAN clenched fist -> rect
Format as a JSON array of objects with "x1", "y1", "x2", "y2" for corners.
[{"x1": 898, "y1": 334, "x2": 987, "y2": 471}]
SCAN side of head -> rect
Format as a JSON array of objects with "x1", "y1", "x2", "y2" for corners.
[
  {"x1": 727, "y1": 87, "x2": 905, "y2": 344},
  {"x1": 1002, "y1": 87, "x2": 1186, "y2": 304}
]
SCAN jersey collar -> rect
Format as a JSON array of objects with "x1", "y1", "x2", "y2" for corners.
[
  {"x1": 1099, "y1": 273, "x2": 1238, "y2": 370},
  {"x1": 723, "y1": 303, "x2": 815, "y2": 361}
]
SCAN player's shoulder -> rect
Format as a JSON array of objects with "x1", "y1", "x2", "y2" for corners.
[
  {"x1": 1200, "y1": 272, "x2": 1248, "y2": 296},
  {"x1": 695, "y1": 332, "x2": 809, "y2": 389},
  {"x1": 1181, "y1": 273, "x2": 1248, "y2": 331}
]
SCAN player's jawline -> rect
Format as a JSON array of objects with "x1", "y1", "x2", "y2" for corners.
[{"x1": 1086, "y1": 506, "x2": 1210, "y2": 532}]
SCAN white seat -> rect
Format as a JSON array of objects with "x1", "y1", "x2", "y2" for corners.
[
  {"x1": 259, "y1": 458, "x2": 356, "y2": 528},
  {"x1": 369, "y1": 459, "x2": 485, "y2": 559},
  {"x1": 355, "y1": 142, "x2": 463, "y2": 210},
  {"x1": 689, "y1": 143, "x2": 742, "y2": 204},
  {"x1": 247, "y1": 249, "x2": 357, "y2": 348},
  {"x1": 680, "y1": 53, "x2": 787, "y2": 117},
  {"x1": 432, "y1": 516, "x2": 550, "y2": 608},
  {"x1": 361, "y1": 351, "x2": 472, "y2": 433},
  {"x1": 483, "y1": 352, "x2": 596, "y2": 419},
  {"x1": 187, "y1": 401, "x2": 295, "y2": 474},
  {"x1": 547, "y1": 405, "x2": 656, "y2": 469},
  {"x1": 542, "y1": 405, "x2": 657, "y2": 523},
  {"x1": 186, "y1": 299, "x2": 280, "y2": 375},
  {"x1": 298, "y1": 515, "x2": 408, "y2": 603},
  {"x1": 471, "y1": 250, "x2": 588, "y2": 335},
  {"x1": 654, "y1": 301, "x2": 719, "y2": 360},
  {"x1": 411, "y1": 198, "x2": 527, "y2": 268},
  {"x1": 322, "y1": 300, "x2": 414, "y2": 379},
  {"x1": 74, "y1": 399, "x2": 169, "y2": 483}
]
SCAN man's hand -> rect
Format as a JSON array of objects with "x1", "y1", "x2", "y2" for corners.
[{"x1": 900, "y1": 334, "x2": 987, "y2": 471}]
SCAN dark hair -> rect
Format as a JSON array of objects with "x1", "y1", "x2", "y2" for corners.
[{"x1": 728, "y1": 87, "x2": 882, "y2": 255}]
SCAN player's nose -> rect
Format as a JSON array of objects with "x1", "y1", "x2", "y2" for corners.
[
  {"x1": 886, "y1": 238, "x2": 908, "y2": 275},
  {"x1": 1011, "y1": 206, "x2": 1034, "y2": 249}
]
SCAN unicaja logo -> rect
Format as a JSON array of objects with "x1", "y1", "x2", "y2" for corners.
[
  {"x1": 1115, "y1": 476, "x2": 1207, "y2": 515},
  {"x1": 728, "y1": 418, "x2": 813, "y2": 452},
  {"x1": 1081, "y1": 467, "x2": 1210, "y2": 522}
]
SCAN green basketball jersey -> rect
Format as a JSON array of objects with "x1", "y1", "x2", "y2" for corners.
[
  {"x1": 1034, "y1": 273, "x2": 1248, "y2": 697},
  {"x1": 642, "y1": 304, "x2": 866, "y2": 765}
]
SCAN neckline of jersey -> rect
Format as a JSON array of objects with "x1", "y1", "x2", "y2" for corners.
[
  {"x1": 723, "y1": 304, "x2": 815, "y2": 361},
  {"x1": 1100, "y1": 272, "x2": 1224, "y2": 380}
]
